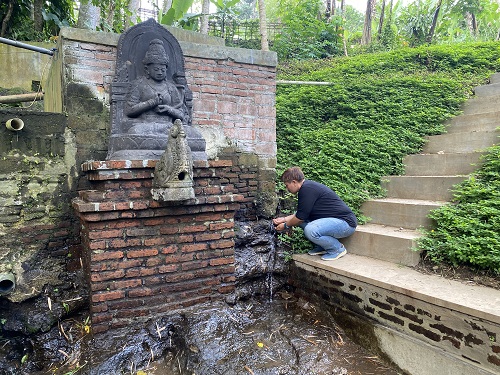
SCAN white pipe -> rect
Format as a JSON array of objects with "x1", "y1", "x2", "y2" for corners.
[
  {"x1": 5, "y1": 118, "x2": 24, "y2": 131},
  {"x1": 0, "y1": 273, "x2": 16, "y2": 295}
]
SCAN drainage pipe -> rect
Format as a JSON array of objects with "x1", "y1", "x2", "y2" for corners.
[
  {"x1": 5, "y1": 118, "x2": 24, "y2": 131},
  {"x1": 0, "y1": 273, "x2": 16, "y2": 295},
  {"x1": 0, "y1": 37, "x2": 55, "y2": 56}
]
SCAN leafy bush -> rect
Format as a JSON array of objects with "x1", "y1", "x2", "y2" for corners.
[
  {"x1": 276, "y1": 42, "x2": 500, "y2": 265},
  {"x1": 418, "y1": 145, "x2": 500, "y2": 273}
]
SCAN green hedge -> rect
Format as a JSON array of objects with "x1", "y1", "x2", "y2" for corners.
[
  {"x1": 418, "y1": 145, "x2": 500, "y2": 273},
  {"x1": 276, "y1": 42, "x2": 500, "y2": 270}
]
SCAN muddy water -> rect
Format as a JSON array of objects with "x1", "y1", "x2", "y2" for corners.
[{"x1": 87, "y1": 297, "x2": 400, "y2": 375}]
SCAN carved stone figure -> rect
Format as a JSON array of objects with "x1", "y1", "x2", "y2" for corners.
[
  {"x1": 151, "y1": 119, "x2": 195, "y2": 201},
  {"x1": 107, "y1": 19, "x2": 206, "y2": 161}
]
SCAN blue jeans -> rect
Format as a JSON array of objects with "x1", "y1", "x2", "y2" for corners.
[{"x1": 299, "y1": 218, "x2": 356, "y2": 253}]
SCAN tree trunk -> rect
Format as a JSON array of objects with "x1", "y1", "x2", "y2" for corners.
[
  {"x1": 377, "y1": 0, "x2": 385, "y2": 40},
  {"x1": 1, "y1": 0, "x2": 14, "y2": 37},
  {"x1": 126, "y1": 0, "x2": 141, "y2": 29},
  {"x1": 257, "y1": 0, "x2": 269, "y2": 51},
  {"x1": 200, "y1": 0, "x2": 210, "y2": 34},
  {"x1": 162, "y1": 0, "x2": 173, "y2": 14},
  {"x1": 426, "y1": 0, "x2": 442, "y2": 44},
  {"x1": 361, "y1": 0, "x2": 376, "y2": 45},
  {"x1": 106, "y1": 1, "x2": 115, "y2": 30},
  {"x1": 341, "y1": 0, "x2": 348, "y2": 56},
  {"x1": 466, "y1": 12, "x2": 478, "y2": 36},
  {"x1": 77, "y1": 0, "x2": 101, "y2": 30},
  {"x1": 33, "y1": 0, "x2": 44, "y2": 33},
  {"x1": 326, "y1": 0, "x2": 335, "y2": 20}
]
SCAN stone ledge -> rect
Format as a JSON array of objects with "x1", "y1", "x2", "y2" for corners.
[{"x1": 293, "y1": 253, "x2": 500, "y2": 323}]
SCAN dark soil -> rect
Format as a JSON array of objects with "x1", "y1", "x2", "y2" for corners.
[{"x1": 415, "y1": 257, "x2": 500, "y2": 290}]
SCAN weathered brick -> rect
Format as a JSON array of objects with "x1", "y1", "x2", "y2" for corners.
[
  {"x1": 91, "y1": 290, "x2": 125, "y2": 303},
  {"x1": 91, "y1": 269, "x2": 125, "y2": 282},
  {"x1": 127, "y1": 248, "x2": 158, "y2": 258}
]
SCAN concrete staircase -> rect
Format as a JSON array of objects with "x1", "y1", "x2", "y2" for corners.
[
  {"x1": 342, "y1": 73, "x2": 500, "y2": 266},
  {"x1": 292, "y1": 73, "x2": 500, "y2": 375}
]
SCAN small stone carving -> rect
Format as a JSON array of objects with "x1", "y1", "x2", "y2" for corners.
[
  {"x1": 151, "y1": 119, "x2": 195, "y2": 201},
  {"x1": 107, "y1": 19, "x2": 206, "y2": 161}
]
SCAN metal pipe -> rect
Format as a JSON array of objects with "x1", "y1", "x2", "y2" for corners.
[
  {"x1": 0, "y1": 36, "x2": 55, "y2": 56},
  {"x1": 0, "y1": 273, "x2": 16, "y2": 295}
]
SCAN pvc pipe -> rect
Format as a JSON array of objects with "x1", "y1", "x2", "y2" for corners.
[
  {"x1": 0, "y1": 92, "x2": 43, "y2": 104},
  {"x1": 0, "y1": 273, "x2": 16, "y2": 295},
  {"x1": 6, "y1": 118, "x2": 24, "y2": 131}
]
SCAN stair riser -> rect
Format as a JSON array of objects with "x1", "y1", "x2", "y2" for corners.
[
  {"x1": 474, "y1": 83, "x2": 500, "y2": 97},
  {"x1": 362, "y1": 201, "x2": 439, "y2": 229},
  {"x1": 422, "y1": 131, "x2": 498, "y2": 154},
  {"x1": 461, "y1": 96, "x2": 500, "y2": 115},
  {"x1": 404, "y1": 153, "x2": 483, "y2": 176},
  {"x1": 444, "y1": 111, "x2": 499, "y2": 134},
  {"x1": 342, "y1": 231, "x2": 420, "y2": 266},
  {"x1": 382, "y1": 176, "x2": 466, "y2": 201}
]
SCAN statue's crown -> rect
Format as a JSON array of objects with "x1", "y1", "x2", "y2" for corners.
[{"x1": 143, "y1": 39, "x2": 169, "y2": 65}]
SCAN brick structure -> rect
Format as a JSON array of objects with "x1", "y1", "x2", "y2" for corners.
[
  {"x1": 41, "y1": 26, "x2": 278, "y2": 332},
  {"x1": 73, "y1": 158, "x2": 262, "y2": 333}
]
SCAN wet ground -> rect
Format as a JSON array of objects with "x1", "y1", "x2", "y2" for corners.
[{"x1": 84, "y1": 296, "x2": 400, "y2": 375}]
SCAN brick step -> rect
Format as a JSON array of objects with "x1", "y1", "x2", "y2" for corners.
[
  {"x1": 381, "y1": 175, "x2": 466, "y2": 201},
  {"x1": 403, "y1": 152, "x2": 484, "y2": 176},
  {"x1": 341, "y1": 223, "x2": 421, "y2": 266},
  {"x1": 361, "y1": 198, "x2": 444, "y2": 229},
  {"x1": 422, "y1": 129, "x2": 498, "y2": 154}
]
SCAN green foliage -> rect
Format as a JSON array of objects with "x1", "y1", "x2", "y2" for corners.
[
  {"x1": 276, "y1": 42, "x2": 500, "y2": 264},
  {"x1": 273, "y1": 0, "x2": 342, "y2": 60},
  {"x1": 418, "y1": 145, "x2": 500, "y2": 273}
]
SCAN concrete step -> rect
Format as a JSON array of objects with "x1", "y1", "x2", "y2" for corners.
[
  {"x1": 341, "y1": 223, "x2": 421, "y2": 266},
  {"x1": 443, "y1": 110, "x2": 499, "y2": 134},
  {"x1": 422, "y1": 129, "x2": 498, "y2": 154},
  {"x1": 490, "y1": 72, "x2": 500, "y2": 84},
  {"x1": 473, "y1": 82, "x2": 500, "y2": 97},
  {"x1": 461, "y1": 94, "x2": 500, "y2": 115},
  {"x1": 381, "y1": 175, "x2": 466, "y2": 201},
  {"x1": 292, "y1": 253, "x2": 500, "y2": 323},
  {"x1": 361, "y1": 198, "x2": 443, "y2": 229},
  {"x1": 403, "y1": 152, "x2": 483, "y2": 176}
]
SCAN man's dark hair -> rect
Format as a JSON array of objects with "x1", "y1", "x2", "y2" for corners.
[{"x1": 281, "y1": 167, "x2": 305, "y2": 183}]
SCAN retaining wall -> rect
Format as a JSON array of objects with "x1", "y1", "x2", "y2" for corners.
[{"x1": 291, "y1": 258, "x2": 500, "y2": 375}]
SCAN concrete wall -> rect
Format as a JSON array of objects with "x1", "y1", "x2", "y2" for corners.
[
  {"x1": 0, "y1": 42, "x2": 53, "y2": 91},
  {"x1": 290, "y1": 262, "x2": 500, "y2": 375}
]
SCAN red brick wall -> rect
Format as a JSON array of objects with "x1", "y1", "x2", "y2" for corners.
[{"x1": 73, "y1": 159, "x2": 259, "y2": 333}]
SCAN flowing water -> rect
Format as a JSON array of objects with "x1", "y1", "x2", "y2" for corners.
[{"x1": 85, "y1": 298, "x2": 401, "y2": 375}]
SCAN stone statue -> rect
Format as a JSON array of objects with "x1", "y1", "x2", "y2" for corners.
[
  {"x1": 124, "y1": 39, "x2": 187, "y2": 136},
  {"x1": 107, "y1": 19, "x2": 206, "y2": 161},
  {"x1": 151, "y1": 119, "x2": 195, "y2": 201}
]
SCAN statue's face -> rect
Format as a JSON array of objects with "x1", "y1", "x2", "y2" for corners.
[{"x1": 146, "y1": 63, "x2": 167, "y2": 82}]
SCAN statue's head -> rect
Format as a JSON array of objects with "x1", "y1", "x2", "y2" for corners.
[{"x1": 143, "y1": 39, "x2": 169, "y2": 81}]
